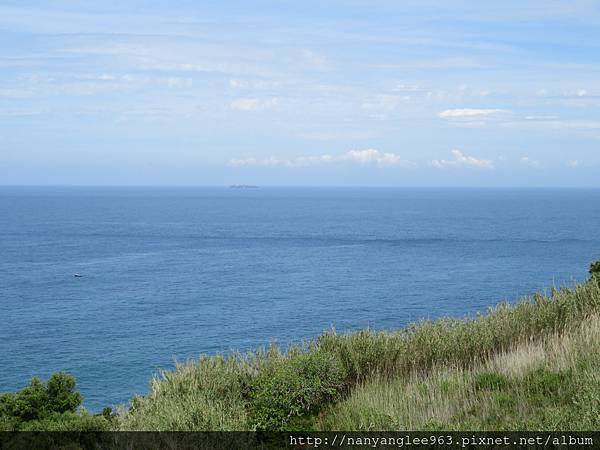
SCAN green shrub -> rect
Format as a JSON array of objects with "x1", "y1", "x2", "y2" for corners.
[
  {"x1": 18, "y1": 411, "x2": 110, "y2": 431},
  {"x1": 248, "y1": 350, "x2": 346, "y2": 430},
  {"x1": 522, "y1": 368, "x2": 571, "y2": 398},
  {"x1": 0, "y1": 372, "x2": 95, "y2": 431},
  {"x1": 571, "y1": 382, "x2": 600, "y2": 428},
  {"x1": 1, "y1": 378, "x2": 48, "y2": 423},
  {"x1": 45, "y1": 371, "x2": 82, "y2": 414},
  {"x1": 590, "y1": 260, "x2": 600, "y2": 285},
  {"x1": 493, "y1": 392, "x2": 516, "y2": 408},
  {"x1": 474, "y1": 372, "x2": 509, "y2": 391}
]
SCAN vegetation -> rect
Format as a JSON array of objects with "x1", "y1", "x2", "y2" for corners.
[
  {"x1": 317, "y1": 314, "x2": 600, "y2": 430},
  {"x1": 3, "y1": 261, "x2": 600, "y2": 431},
  {"x1": 0, "y1": 372, "x2": 110, "y2": 431},
  {"x1": 119, "y1": 266, "x2": 600, "y2": 431},
  {"x1": 591, "y1": 260, "x2": 600, "y2": 284}
]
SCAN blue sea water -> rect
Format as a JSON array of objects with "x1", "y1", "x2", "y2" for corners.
[{"x1": 1, "y1": 187, "x2": 600, "y2": 411}]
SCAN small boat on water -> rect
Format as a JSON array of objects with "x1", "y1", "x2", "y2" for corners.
[{"x1": 73, "y1": 273, "x2": 83, "y2": 278}]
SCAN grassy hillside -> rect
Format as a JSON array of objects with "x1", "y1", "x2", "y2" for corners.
[
  {"x1": 3, "y1": 265, "x2": 600, "y2": 432},
  {"x1": 118, "y1": 279, "x2": 600, "y2": 431},
  {"x1": 318, "y1": 314, "x2": 600, "y2": 430}
]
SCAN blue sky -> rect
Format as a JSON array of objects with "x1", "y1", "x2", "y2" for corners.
[{"x1": 1, "y1": 1, "x2": 600, "y2": 186}]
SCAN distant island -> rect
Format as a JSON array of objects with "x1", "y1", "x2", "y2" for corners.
[{"x1": 229, "y1": 184, "x2": 259, "y2": 189}]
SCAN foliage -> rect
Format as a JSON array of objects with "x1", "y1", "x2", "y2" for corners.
[
  {"x1": 0, "y1": 372, "x2": 108, "y2": 431},
  {"x1": 248, "y1": 350, "x2": 346, "y2": 430},
  {"x1": 18, "y1": 411, "x2": 110, "y2": 431},
  {"x1": 590, "y1": 260, "x2": 600, "y2": 284},
  {"x1": 473, "y1": 372, "x2": 509, "y2": 391}
]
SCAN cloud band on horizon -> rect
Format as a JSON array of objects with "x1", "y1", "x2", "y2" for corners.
[{"x1": 229, "y1": 149, "x2": 415, "y2": 168}]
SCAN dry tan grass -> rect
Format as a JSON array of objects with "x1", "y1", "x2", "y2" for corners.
[{"x1": 318, "y1": 313, "x2": 600, "y2": 431}]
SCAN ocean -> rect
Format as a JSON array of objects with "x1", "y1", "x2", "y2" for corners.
[{"x1": 1, "y1": 187, "x2": 599, "y2": 411}]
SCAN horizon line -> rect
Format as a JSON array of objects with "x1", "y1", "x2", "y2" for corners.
[{"x1": 1, "y1": 184, "x2": 600, "y2": 190}]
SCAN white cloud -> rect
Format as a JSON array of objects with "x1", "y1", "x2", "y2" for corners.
[
  {"x1": 520, "y1": 156, "x2": 542, "y2": 168},
  {"x1": 165, "y1": 77, "x2": 192, "y2": 88},
  {"x1": 229, "y1": 155, "x2": 333, "y2": 168},
  {"x1": 431, "y1": 149, "x2": 494, "y2": 169},
  {"x1": 438, "y1": 108, "x2": 510, "y2": 119},
  {"x1": 524, "y1": 115, "x2": 559, "y2": 121},
  {"x1": 344, "y1": 149, "x2": 378, "y2": 164},
  {"x1": 392, "y1": 83, "x2": 421, "y2": 92},
  {"x1": 0, "y1": 107, "x2": 48, "y2": 116},
  {"x1": 298, "y1": 49, "x2": 330, "y2": 71},
  {"x1": 506, "y1": 119, "x2": 600, "y2": 131},
  {"x1": 343, "y1": 149, "x2": 409, "y2": 166},
  {"x1": 229, "y1": 79, "x2": 280, "y2": 90},
  {"x1": 230, "y1": 97, "x2": 278, "y2": 111},
  {"x1": 367, "y1": 57, "x2": 483, "y2": 70},
  {"x1": 229, "y1": 157, "x2": 282, "y2": 167},
  {"x1": 229, "y1": 149, "x2": 412, "y2": 168},
  {"x1": 0, "y1": 88, "x2": 33, "y2": 98},
  {"x1": 288, "y1": 154, "x2": 336, "y2": 167}
]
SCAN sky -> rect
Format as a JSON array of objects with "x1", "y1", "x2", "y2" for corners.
[{"x1": 1, "y1": 0, "x2": 600, "y2": 187}]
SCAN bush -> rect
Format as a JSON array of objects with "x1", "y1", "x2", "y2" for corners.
[
  {"x1": 474, "y1": 372, "x2": 509, "y2": 391},
  {"x1": 45, "y1": 371, "x2": 81, "y2": 414},
  {"x1": 522, "y1": 368, "x2": 571, "y2": 398},
  {"x1": 590, "y1": 260, "x2": 600, "y2": 285},
  {"x1": 0, "y1": 372, "x2": 106, "y2": 431},
  {"x1": 18, "y1": 411, "x2": 110, "y2": 431},
  {"x1": 248, "y1": 350, "x2": 346, "y2": 430}
]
